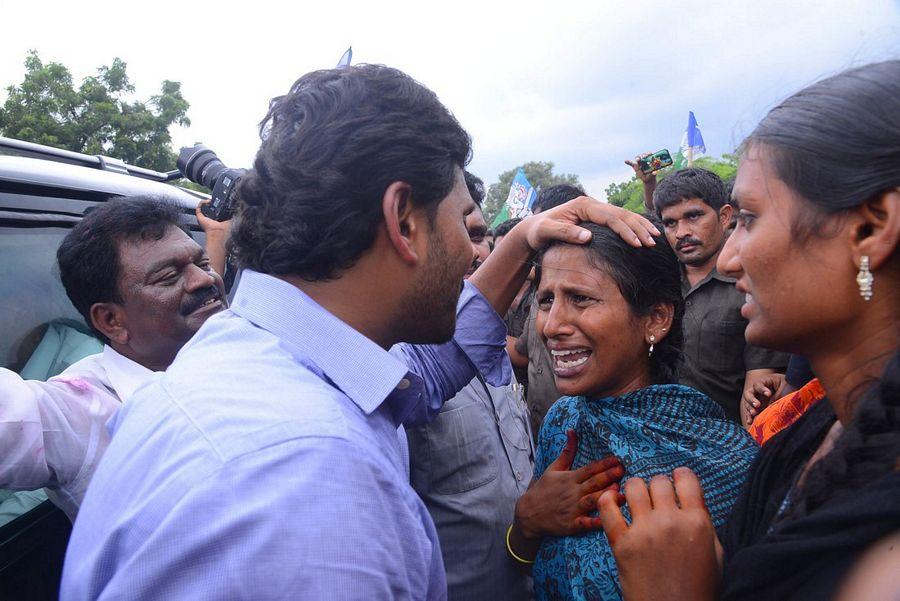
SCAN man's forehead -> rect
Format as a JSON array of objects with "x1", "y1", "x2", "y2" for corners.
[
  {"x1": 118, "y1": 226, "x2": 200, "y2": 268},
  {"x1": 661, "y1": 197, "x2": 713, "y2": 218}
]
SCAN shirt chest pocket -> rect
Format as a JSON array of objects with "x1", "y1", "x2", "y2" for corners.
[
  {"x1": 702, "y1": 319, "x2": 745, "y2": 373},
  {"x1": 426, "y1": 401, "x2": 499, "y2": 495}
]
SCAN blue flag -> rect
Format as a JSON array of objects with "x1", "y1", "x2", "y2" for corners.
[
  {"x1": 505, "y1": 168, "x2": 538, "y2": 219},
  {"x1": 684, "y1": 111, "x2": 706, "y2": 153},
  {"x1": 336, "y1": 47, "x2": 353, "y2": 69},
  {"x1": 674, "y1": 111, "x2": 706, "y2": 169}
]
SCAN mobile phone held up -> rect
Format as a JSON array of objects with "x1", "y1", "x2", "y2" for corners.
[{"x1": 638, "y1": 149, "x2": 674, "y2": 175}]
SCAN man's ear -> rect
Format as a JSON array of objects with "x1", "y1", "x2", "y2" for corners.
[
  {"x1": 645, "y1": 301, "x2": 675, "y2": 343},
  {"x1": 718, "y1": 204, "x2": 734, "y2": 228},
  {"x1": 382, "y1": 181, "x2": 423, "y2": 266},
  {"x1": 852, "y1": 188, "x2": 900, "y2": 272},
  {"x1": 90, "y1": 303, "x2": 129, "y2": 345}
]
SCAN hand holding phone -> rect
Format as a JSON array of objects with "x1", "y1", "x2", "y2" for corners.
[{"x1": 637, "y1": 149, "x2": 674, "y2": 175}]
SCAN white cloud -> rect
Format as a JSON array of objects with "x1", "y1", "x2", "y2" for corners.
[{"x1": 2, "y1": 0, "x2": 898, "y2": 196}]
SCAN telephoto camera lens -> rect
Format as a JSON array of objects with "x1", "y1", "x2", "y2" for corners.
[
  {"x1": 176, "y1": 144, "x2": 246, "y2": 222},
  {"x1": 177, "y1": 145, "x2": 227, "y2": 189}
]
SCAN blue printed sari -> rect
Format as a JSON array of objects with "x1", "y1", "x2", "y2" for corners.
[{"x1": 533, "y1": 384, "x2": 758, "y2": 601}]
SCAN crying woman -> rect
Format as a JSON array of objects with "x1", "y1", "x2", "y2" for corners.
[{"x1": 528, "y1": 223, "x2": 757, "y2": 601}]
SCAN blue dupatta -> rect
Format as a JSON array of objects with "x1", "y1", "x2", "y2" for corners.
[{"x1": 533, "y1": 384, "x2": 758, "y2": 601}]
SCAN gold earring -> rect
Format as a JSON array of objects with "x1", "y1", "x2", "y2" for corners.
[
  {"x1": 857, "y1": 256, "x2": 874, "y2": 301},
  {"x1": 648, "y1": 334, "x2": 656, "y2": 357}
]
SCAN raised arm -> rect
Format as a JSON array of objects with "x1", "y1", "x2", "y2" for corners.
[
  {"x1": 470, "y1": 196, "x2": 660, "y2": 317},
  {"x1": 625, "y1": 153, "x2": 659, "y2": 215},
  {"x1": 0, "y1": 368, "x2": 118, "y2": 494}
]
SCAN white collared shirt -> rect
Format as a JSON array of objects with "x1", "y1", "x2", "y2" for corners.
[{"x1": 0, "y1": 345, "x2": 154, "y2": 521}]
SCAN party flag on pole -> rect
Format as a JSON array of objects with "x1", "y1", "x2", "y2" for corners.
[
  {"x1": 673, "y1": 111, "x2": 706, "y2": 169},
  {"x1": 336, "y1": 47, "x2": 353, "y2": 69},
  {"x1": 492, "y1": 168, "x2": 537, "y2": 227}
]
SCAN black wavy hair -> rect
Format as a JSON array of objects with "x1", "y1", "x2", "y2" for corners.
[
  {"x1": 535, "y1": 222, "x2": 684, "y2": 384},
  {"x1": 653, "y1": 168, "x2": 727, "y2": 217},
  {"x1": 232, "y1": 64, "x2": 472, "y2": 281},
  {"x1": 56, "y1": 197, "x2": 187, "y2": 343},
  {"x1": 465, "y1": 171, "x2": 485, "y2": 207},
  {"x1": 493, "y1": 218, "x2": 522, "y2": 239},
  {"x1": 748, "y1": 60, "x2": 900, "y2": 516},
  {"x1": 535, "y1": 184, "x2": 585, "y2": 213}
]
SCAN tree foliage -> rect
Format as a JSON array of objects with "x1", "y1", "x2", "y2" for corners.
[
  {"x1": 0, "y1": 51, "x2": 190, "y2": 172},
  {"x1": 605, "y1": 154, "x2": 739, "y2": 214},
  {"x1": 483, "y1": 161, "x2": 581, "y2": 225}
]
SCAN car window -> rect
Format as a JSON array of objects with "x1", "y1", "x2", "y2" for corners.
[
  {"x1": 0, "y1": 224, "x2": 104, "y2": 527},
  {"x1": 0, "y1": 226, "x2": 101, "y2": 374}
]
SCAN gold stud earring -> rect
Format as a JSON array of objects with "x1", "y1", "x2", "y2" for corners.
[{"x1": 857, "y1": 255, "x2": 874, "y2": 301}]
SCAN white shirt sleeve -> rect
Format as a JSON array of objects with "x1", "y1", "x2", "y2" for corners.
[{"x1": 0, "y1": 368, "x2": 120, "y2": 498}]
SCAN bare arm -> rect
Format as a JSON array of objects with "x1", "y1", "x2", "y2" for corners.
[
  {"x1": 196, "y1": 201, "x2": 232, "y2": 278},
  {"x1": 625, "y1": 154, "x2": 658, "y2": 215},
  {"x1": 507, "y1": 336, "x2": 528, "y2": 369}
]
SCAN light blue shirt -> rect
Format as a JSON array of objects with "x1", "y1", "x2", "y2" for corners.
[{"x1": 61, "y1": 270, "x2": 508, "y2": 600}]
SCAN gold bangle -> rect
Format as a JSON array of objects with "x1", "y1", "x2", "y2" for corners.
[{"x1": 506, "y1": 524, "x2": 535, "y2": 564}]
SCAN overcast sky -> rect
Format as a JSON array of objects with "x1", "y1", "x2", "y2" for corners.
[{"x1": 2, "y1": 0, "x2": 898, "y2": 197}]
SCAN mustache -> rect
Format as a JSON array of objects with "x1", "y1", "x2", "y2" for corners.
[
  {"x1": 180, "y1": 286, "x2": 222, "y2": 315},
  {"x1": 467, "y1": 257, "x2": 483, "y2": 274},
  {"x1": 676, "y1": 237, "x2": 703, "y2": 250}
]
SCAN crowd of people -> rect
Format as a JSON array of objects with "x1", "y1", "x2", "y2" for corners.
[{"x1": 0, "y1": 58, "x2": 898, "y2": 600}]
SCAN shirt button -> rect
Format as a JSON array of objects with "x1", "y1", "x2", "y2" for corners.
[
  {"x1": 516, "y1": 471, "x2": 523, "y2": 481},
  {"x1": 396, "y1": 378, "x2": 410, "y2": 390},
  {"x1": 686, "y1": 300, "x2": 693, "y2": 306},
  {"x1": 536, "y1": 367, "x2": 543, "y2": 374}
]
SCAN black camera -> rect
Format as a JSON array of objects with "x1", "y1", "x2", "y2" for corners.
[{"x1": 177, "y1": 144, "x2": 246, "y2": 221}]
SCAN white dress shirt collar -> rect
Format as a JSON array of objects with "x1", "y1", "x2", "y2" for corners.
[{"x1": 101, "y1": 345, "x2": 155, "y2": 402}]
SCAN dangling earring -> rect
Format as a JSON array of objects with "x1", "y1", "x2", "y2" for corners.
[
  {"x1": 857, "y1": 256, "x2": 874, "y2": 301},
  {"x1": 648, "y1": 335, "x2": 656, "y2": 357}
]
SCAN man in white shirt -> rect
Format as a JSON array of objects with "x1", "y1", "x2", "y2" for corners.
[{"x1": 0, "y1": 197, "x2": 228, "y2": 520}]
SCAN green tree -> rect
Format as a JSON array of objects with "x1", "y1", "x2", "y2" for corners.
[
  {"x1": 0, "y1": 51, "x2": 190, "y2": 172},
  {"x1": 484, "y1": 161, "x2": 581, "y2": 225},
  {"x1": 605, "y1": 154, "x2": 739, "y2": 215}
]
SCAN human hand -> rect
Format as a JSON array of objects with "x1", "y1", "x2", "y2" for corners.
[
  {"x1": 599, "y1": 468, "x2": 720, "y2": 601},
  {"x1": 515, "y1": 429, "x2": 624, "y2": 539},
  {"x1": 195, "y1": 200, "x2": 232, "y2": 237},
  {"x1": 521, "y1": 195, "x2": 659, "y2": 252},
  {"x1": 625, "y1": 153, "x2": 658, "y2": 184},
  {"x1": 741, "y1": 373, "x2": 786, "y2": 427}
]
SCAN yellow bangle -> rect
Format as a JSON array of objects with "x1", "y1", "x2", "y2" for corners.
[{"x1": 506, "y1": 524, "x2": 535, "y2": 564}]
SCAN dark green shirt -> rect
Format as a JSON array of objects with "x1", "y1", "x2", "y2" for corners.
[{"x1": 679, "y1": 268, "x2": 789, "y2": 422}]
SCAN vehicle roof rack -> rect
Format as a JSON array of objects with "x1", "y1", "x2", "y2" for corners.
[{"x1": 0, "y1": 136, "x2": 183, "y2": 182}]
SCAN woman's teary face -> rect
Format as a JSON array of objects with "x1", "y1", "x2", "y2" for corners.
[{"x1": 535, "y1": 245, "x2": 652, "y2": 399}]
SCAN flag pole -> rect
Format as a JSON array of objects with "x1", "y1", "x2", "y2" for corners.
[{"x1": 687, "y1": 146, "x2": 694, "y2": 168}]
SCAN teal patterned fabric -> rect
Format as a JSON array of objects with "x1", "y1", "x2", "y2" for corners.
[{"x1": 533, "y1": 384, "x2": 758, "y2": 601}]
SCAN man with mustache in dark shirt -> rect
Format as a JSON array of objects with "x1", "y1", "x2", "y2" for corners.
[{"x1": 652, "y1": 168, "x2": 788, "y2": 423}]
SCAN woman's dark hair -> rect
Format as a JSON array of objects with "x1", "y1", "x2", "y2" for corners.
[
  {"x1": 744, "y1": 59, "x2": 900, "y2": 239},
  {"x1": 57, "y1": 197, "x2": 187, "y2": 343},
  {"x1": 653, "y1": 168, "x2": 727, "y2": 218},
  {"x1": 232, "y1": 64, "x2": 472, "y2": 281},
  {"x1": 535, "y1": 222, "x2": 684, "y2": 384},
  {"x1": 755, "y1": 61, "x2": 900, "y2": 516}
]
